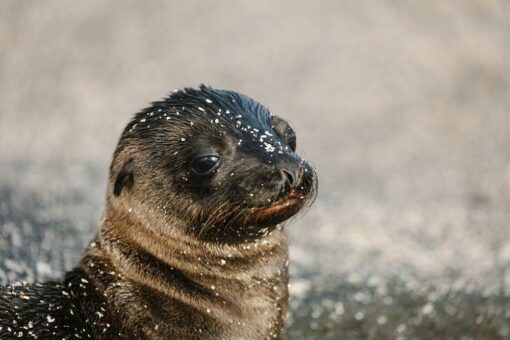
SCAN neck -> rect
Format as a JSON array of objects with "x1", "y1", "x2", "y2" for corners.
[{"x1": 79, "y1": 207, "x2": 289, "y2": 339}]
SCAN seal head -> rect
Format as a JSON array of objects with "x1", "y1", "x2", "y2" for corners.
[{"x1": 111, "y1": 85, "x2": 317, "y2": 243}]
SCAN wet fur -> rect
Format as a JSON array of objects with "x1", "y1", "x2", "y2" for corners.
[{"x1": 0, "y1": 86, "x2": 317, "y2": 339}]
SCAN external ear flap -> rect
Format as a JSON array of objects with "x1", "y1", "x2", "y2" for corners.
[{"x1": 114, "y1": 159, "x2": 134, "y2": 197}]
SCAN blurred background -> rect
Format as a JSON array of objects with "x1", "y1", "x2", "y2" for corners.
[{"x1": 1, "y1": 1, "x2": 510, "y2": 338}]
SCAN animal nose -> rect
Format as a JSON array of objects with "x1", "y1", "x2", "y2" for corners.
[
  {"x1": 279, "y1": 159, "x2": 303, "y2": 188},
  {"x1": 282, "y1": 168, "x2": 297, "y2": 187}
]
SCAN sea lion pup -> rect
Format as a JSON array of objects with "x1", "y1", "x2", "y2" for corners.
[{"x1": 0, "y1": 85, "x2": 318, "y2": 339}]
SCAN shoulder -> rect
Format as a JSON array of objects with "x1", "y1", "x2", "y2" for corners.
[{"x1": 0, "y1": 280, "x2": 89, "y2": 339}]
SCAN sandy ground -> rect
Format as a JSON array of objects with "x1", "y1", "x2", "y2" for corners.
[{"x1": 1, "y1": 1, "x2": 510, "y2": 338}]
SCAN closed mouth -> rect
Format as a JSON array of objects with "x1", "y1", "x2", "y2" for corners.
[{"x1": 239, "y1": 190, "x2": 306, "y2": 226}]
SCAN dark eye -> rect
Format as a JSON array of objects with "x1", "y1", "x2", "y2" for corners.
[
  {"x1": 190, "y1": 155, "x2": 221, "y2": 175},
  {"x1": 287, "y1": 136, "x2": 296, "y2": 152}
]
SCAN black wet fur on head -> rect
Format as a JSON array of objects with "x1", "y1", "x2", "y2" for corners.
[{"x1": 110, "y1": 85, "x2": 318, "y2": 243}]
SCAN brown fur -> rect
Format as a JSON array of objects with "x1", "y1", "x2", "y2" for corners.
[{"x1": 80, "y1": 210, "x2": 289, "y2": 339}]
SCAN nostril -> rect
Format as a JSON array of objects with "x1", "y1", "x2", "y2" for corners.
[{"x1": 282, "y1": 168, "x2": 297, "y2": 187}]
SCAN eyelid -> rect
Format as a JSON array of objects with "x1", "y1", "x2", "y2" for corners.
[{"x1": 192, "y1": 149, "x2": 221, "y2": 159}]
